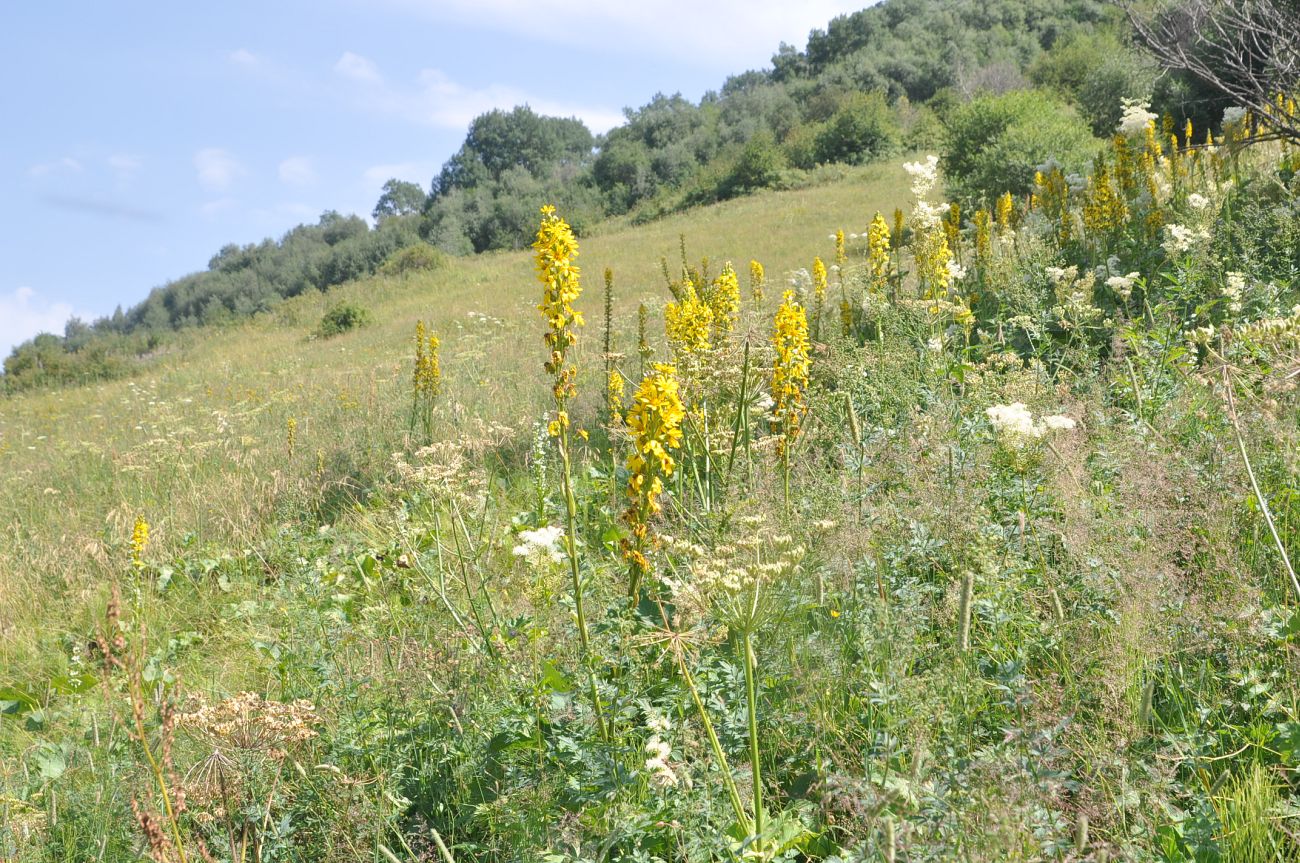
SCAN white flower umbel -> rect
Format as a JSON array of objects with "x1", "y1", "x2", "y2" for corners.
[
  {"x1": 1118, "y1": 99, "x2": 1157, "y2": 136},
  {"x1": 512, "y1": 525, "x2": 566, "y2": 565},
  {"x1": 986, "y1": 402, "x2": 1076, "y2": 446}
]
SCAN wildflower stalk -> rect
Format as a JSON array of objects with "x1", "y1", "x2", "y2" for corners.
[
  {"x1": 742, "y1": 622, "x2": 764, "y2": 843},
  {"x1": 673, "y1": 646, "x2": 751, "y2": 835},
  {"x1": 533, "y1": 205, "x2": 607, "y2": 740}
]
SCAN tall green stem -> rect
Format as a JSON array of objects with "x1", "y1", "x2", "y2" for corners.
[
  {"x1": 742, "y1": 628, "x2": 764, "y2": 843},
  {"x1": 676, "y1": 650, "x2": 750, "y2": 835},
  {"x1": 558, "y1": 430, "x2": 609, "y2": 741}
]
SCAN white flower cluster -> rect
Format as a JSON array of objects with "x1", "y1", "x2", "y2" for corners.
[
  {"x1": 512, "y1": 525, "x2": 565, "y2": 566},
  {"x1": 904, "y1": 155, "x2": 945, "y2": 228},
  {"x1": 1223, "y1": 272, "x2": 1246, "y2": 314},
  {"x1": 1118, "y1": 99, "x2": 1157, "y2": 136},
  {"x1": 1105, "y1": 272, "x2": 1140, "y2": 300},
  {"x1": 985, "y1": 402, "x2": 1076, "y2": 445},
  {"x1": 1187, "y1": 192, "x2": 1211, "y2": 210},
  {"x1": 1162, "y1": 223, "x2": 1210, "y2": 257}
]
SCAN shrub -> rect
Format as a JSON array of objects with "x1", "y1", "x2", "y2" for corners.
[
  {"x1": 379, "y1": 243, "x2": 448, "y2": 276},
  {"x1": 812, "y1": 91, "x2": 900, "y2": 165},
  {"x1": 716, "y1": 131, "x2": 788, "y2": 200},
  {"x1": 315, "y1": 301, "x2": 371, "y2": 338},
  {"x1": 942, "y1": 89, "x2": 1099, "y2": 201}
]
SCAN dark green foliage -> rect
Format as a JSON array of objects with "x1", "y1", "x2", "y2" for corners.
[
  {"x1": 315, "y1": 301, "x2": 371, "y2": 338},
  {"x1": 942, "y1": 89, "x2": 1100, "y2": 200},
  {"x1": 1029, "y1": 30, "x2": 1157, "y2": 135},
  {"x1": 812, "y1": 92, "x2": 900, "y2": 165},
  {"x1": 372, "y1": 179, "x2": 428, "y2": 222},
  {"x1": 379, "y1": 243, "x2": 447, "y2": 276},
  {"x1": 715, "y1": 131, "x2": 788, "y2": 200}
]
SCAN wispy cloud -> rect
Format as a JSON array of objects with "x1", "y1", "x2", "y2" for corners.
[
  {"x1": 40, "y1": 194, "x2": 164, "y2": 223},
  {"x1": 335, "y1": 58, "x2": 623, "y2": 133},
  {"x1": 278, "y1": 156, "x2": 317, "y2": 186},
  {"x1": 108, "y1": 154, "x2": 142, "y2": 176},
  {"x1": 194, "y1": 148, "x2": 245, "y2": 191},
  {"x1": 334, "y1": 51, "x2": 382, "y2": 83},
  {"x1": 228, "y1": 48, "x2": 261, "y2": 68},
  {"x1": 0, "y1": 286, "x2": 86, "y2": 355},
  {"x1": 361, "y1": 161, "x2": 438, "y2": 188},
  {"x1": 28, "y1": 156, "x2": 84, "y2": 177}
]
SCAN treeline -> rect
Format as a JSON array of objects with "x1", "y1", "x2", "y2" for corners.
[
  {"x1": 5, "y1": 0, "x2": 1225, "y2": 394},
  {"x1": 2, "y1": 212, "x2": 423, "y2": 393}
]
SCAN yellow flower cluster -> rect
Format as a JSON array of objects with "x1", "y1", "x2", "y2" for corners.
[
  {"x1": 413, "y1": 320, "x2": 442, "y2": 403},
  {"x1": 709, "y1": 262, "x2": 741, "y2": 335},
  {"x1": 665, "y1": 278, "x2": 714, "y2": 355},
  {"x1": 770, "y1": 291, "x2": 811, "y2": 455},
  {"x1": 867, "y1": 213, "x2": 891, "y2": 296},
  {"x1": 286, "y1": 415, "x2": 297, "y2": 458},
  {"x1": 130, "y1": 516, "x2": 149, "y2": 570},
  {"x1": 973, "y1": 208, "x2": 991, "y2": 266},
  {"x1": 621, "y1": 364, "x2": 686, "y2": 577},
  {"x1": 995, "y1": 192, "x2": 1014, "y2": 237},
  {"x1": 749, "y1": 259, "x2": 766, "y2": 303},
  {"x1": 607, "y1": 367, "x2": 625, "y2": 426},
  {"x1": 834, "y1": 229, "x2": 847, "y2": 266},
  {"x1": 812, "y1": 257, "x2": 828, "y2": 303},
  {"x1": 1082, "y1": 162, "x2": 1128, "y2": 236},
  {"x1": 534, "y1": 205, "x2": 583, "y2": 415}
]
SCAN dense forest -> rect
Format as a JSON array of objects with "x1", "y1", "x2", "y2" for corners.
[{"x1": 2, "y1": 0, "x2": 1222, "y2": 393}]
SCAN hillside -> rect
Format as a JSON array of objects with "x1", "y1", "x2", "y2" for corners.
[
  {"x1": 6, "y1": 0, "x2": 1300, "y2": 859},
  {"x1": 5, "y1": 108, "x2": 1300, "y2": 859}
]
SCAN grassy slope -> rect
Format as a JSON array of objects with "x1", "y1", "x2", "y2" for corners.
[{"x1": 0, "y1": 161, "x2": 909, "y2": 673}]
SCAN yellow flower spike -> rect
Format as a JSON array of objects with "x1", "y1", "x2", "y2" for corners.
[
  {"x1": 749, "y1": 259, "x2": 766, "y2": 303},
  {"x1": 709, "y1": 262, "x2": 741, "y2": 336},
  {"x1": 621, "y1": 363, "x2": 686, "y2": 594},
  {"x1": 834, "y1": 229, "x2": 847, "y2": 266},
  {"x1": 665, "y1": 278, "x2": 713, "y2": 355},
  {"x1": 867, "y1": 213, "x2": 891, "y2": 297},
  {"x1": 812, "y1": 257, "x2": 828, "y2": 302},
  {"x1": 771, "y1": 291, "x2": 811, "y2": 457},
  {"x1": 130, "y1": 517, "x2": 149, "y2": 570}
]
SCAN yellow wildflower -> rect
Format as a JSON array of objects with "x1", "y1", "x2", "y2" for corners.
[
  {"x1": 749, "y1": 259, "x2": 766, "y2": 303},
  {"x1": 130, "y1": 517, "x2": 149, "y2": 570},
  {"x1": 665, "y1": 278, "x2": 713, "y2": 355},
  {"x1": 534, "y1": 205, "x2": 582, "y2": 429},
  {"x1": 709, "y1": 262, "x2": 740, "y2": 335},
  {"x1": 771, "y1": 291, "x2": 811, "y2": 456},
  {"x1": 621, "y1": 364, "x2": 686, "y2": 592}
]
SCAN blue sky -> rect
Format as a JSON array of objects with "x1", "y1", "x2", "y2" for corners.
[{"x1": 0, "y1": 0, "x2": 867, "y2": 355}]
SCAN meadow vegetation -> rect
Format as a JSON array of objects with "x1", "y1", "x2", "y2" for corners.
[{"x1": 5, "y1": 1, "x2": 1300, "y2": 860}]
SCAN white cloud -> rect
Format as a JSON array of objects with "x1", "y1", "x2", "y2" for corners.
[
  {"x1": 362, "y1": 161, "x2": 438, "y2": 187},
  {"x1": 0, "y1": 286, "x2": 85, "y2": 356},
  {"x1": 378, "y1": 0, "x2": 868, "y2": 66},
  {"x1": 228, "y1": 48, "x2": 260, "y2": 68},
  {"x1": 108, "y1": 154, "x2": 142, "y2": 176},
  {"x1": 29, "y1": 157, "x2": 83, "y2": 177},
  {"x1": 199, "y1": 197, "x2": 237, "y2": 217},
  {"x1": 278, "y1": 156, "x2": 317, "y2": 186},
  {"x1": 340, "y1": 64, "x2": 622, "y2": 133},
  {"x1": 194, "y1": 148, "x2": 245, "y2": 190},
  {"x1": 335, "y1": 51, "x2": 382, "y2": 83}
]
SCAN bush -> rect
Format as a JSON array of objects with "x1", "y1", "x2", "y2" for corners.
[
  {"x1": 812, "y1": 91, "x2": 900, "y2": 165},
  {"x1": 942, "y1": 89, "x2": 1099, "y2": 201},
  {"x1": 716, "y1": 131, "x2": 788, "y2": 200},
  {"x1": 379, "y1": 243, "x2": 448, "y2": 276},
  {"x1": 315, "y1": 301, "x2": 371, "y2": 338}
]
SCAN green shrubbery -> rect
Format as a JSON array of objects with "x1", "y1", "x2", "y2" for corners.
[
  {"x1": 315, "y1": 301, "x2": 371, "y2": 338},
  {"x1": 378, "y1": 243, "x2": 447, "y2": 276},
  {"x1": 941, "y1": 89, "x2": 1099, "y2": 201}
]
